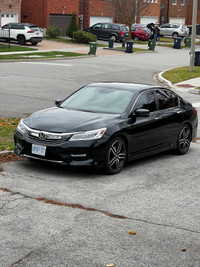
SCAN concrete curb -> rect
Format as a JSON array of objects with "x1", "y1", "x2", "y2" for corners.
[{"x1": 156, "y1": 70, "x2": 200, "y2": 95}]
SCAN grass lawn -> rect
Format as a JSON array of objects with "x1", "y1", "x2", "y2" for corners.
[
  {"x1": 0, "y1": 45, "x2": 36, "y2": 53},
  {"x1": 162, "y1": 66, "x2": 200, "y2": 84},
  {"x1": 0, "y1": 51, "x2": 85, "y2": 60},
  {"x1": 0, "y1": 118, "x2": 20, "y2": 151}
]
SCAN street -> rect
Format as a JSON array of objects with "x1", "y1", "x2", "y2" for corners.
[{"x1": 0, "y1": 45, "x2": 200, "y2": 266}]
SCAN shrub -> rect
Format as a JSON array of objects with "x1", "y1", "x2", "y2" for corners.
[
  {"x1": 66, "y1": 13, "x2": 79, "y2": 38},
  {"x1": 73, "y1": 30, "x2": 97, "y2": 44},
  {"x1": 46, "y1": 26, "x2": 61, "y2": 38}
]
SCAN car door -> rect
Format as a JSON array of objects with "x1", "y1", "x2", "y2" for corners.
[
  {"x1": 90, "y1": 23, "x2": 102, "y2": 38},
  {"x1": 160, "y1": 24, "x2": 170, "y2": 36},
  {"x1": 154, "y1": 89, "x2": 183, "y2": 146},
  {"x1": 101, "y1": 23, "x2": 110, "y2": 39},
  {"x1": 126, "y1": 90, "x2": 167, "y2": 157}
]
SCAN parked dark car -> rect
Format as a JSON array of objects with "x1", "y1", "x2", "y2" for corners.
[
  {"x1": 84, "y1": 23, "x2": 129, "y2": 42},
  {"x1": 131, "y1": 26, "x2": 150, "y2": 41},
  {"x1": 14, "y1": 82, "x2": 198, "y2": 174}
]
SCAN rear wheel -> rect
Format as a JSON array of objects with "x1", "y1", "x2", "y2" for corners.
[
  {"x1": 17, "y1": 35, "x2": 25, "y2": 45},
  {"x1": 110, "y1": 35, "x2": 117, "y2": 42},
  {"x1": 31, "y1": 41, "x2": 38, "y2": 46},
  {"x1": 176, "y1": 124, "x2": 191, "y2": 155},
  {"x1": 173, "y1": 32, "x2": 178, "y2": 38},
  {"x1": 104, "y1": 137, "x2": 127, "y2": 175}
]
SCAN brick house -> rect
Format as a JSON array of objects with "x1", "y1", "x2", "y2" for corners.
[
  {"x1": 160, "y1": 0, "x2": 187, "y2": 25},
  {"x1": 21, "y1": 0, "x2": 79, "y2": 35},
  {"x1": 0, "y1": 0, "x2": 21, "y2": 27}
]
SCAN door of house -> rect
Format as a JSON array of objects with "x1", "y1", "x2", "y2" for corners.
[
  {"x1": 1, "y1": 13, "x2": 18, "y2": 26},
  {"x1": 49, "y1": 14, "x2": 72, "y2": 36}
]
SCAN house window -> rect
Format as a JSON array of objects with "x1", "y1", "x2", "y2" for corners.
[
  {"x1": 180, "y1": 0, "x2": 185, "y2": 5},
  {"x1": 172, "y1": 0, "x2": 177, "y2": 5}
]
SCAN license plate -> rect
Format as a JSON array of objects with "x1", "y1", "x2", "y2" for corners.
[{"x1": 32, "y1": 144, "x2": 46, "y2": 156}]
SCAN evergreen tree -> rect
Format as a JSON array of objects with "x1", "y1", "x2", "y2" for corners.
[{"x1": 66, "y1": 13, "x2": 79, "y2": 38}]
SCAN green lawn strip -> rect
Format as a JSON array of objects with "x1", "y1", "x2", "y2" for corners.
[
  {"x1": 162, "y1": 66, "x2": 200, "y2": 84},
  {"x1": 0, "y1": 51, "x2": 85, "y2": 60},
  {"x1": 114, "y1": 46, "x2": 148, "y2": 52},
  {"x1": 0, "y1": 118, "x2": 20, "y2": 151},
  {"x1": 0, "y1": 45, "x2": 35, "y2": 52}
]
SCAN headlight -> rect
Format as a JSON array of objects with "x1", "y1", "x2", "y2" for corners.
[
  {"x1": 17, "y1": 119, "x2": 27, "y2": 134},
  {"x1": 69, "y1": 128, "x2": 106, "y2": 141}
]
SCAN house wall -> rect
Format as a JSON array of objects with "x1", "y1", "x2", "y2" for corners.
[
  {"x1": 160, "y1": 0, "x2": 187, "y2": 25},
  {"x1": 21, "y1": 0, "x2": 79, "y2": 28},
  {"x1": 139, "y1": 0, "x2": 161, "y2": 24},
  {"x1": 79, "y1": 0, "x2": 113, "y2": 28},
  {"x1": 0, "y1": 0, "x2": 21, "y2": 27}
]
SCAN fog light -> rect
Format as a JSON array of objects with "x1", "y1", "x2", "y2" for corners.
[{"x1": 70, "y1": 154, "x2": 87, "y2": 157}]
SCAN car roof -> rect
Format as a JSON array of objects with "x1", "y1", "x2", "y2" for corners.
[
  {"x1": 88, "y1": 82, "x2": 161, "y2": 92},
  {"x1": 4, "y1": 22, "x2": 37, "y2": 27}
]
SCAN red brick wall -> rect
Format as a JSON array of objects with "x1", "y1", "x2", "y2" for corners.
[
  {"x1": 21, "y1": 0, "x2": 79, "y2": 28},
  {"x1": 140, "y1": 0, "x2": 161, "y2": 23}
]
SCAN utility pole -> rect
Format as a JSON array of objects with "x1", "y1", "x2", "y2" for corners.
[{"x1": 189, "y1": 0, "x2": 198, "y2": 72}]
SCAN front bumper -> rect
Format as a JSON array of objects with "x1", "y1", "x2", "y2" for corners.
[{"x1": 14, "y1": 130, "x2": 107, "y2": 167}]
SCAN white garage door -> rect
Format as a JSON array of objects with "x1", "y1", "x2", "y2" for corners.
[
  {"x1": 1, "y1": 13, "x2": 18, "y2": 26},
  {"x1": 90, "y1": 16, "x2": 113, "y2": 26},
  {"x1": 140, "y1": 16, "x2": 158, "y2": 25},
  {"x1": 169, "y1": 17, "x2": 185, "y2": 24}
]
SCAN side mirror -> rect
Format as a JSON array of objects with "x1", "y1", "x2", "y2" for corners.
[
  {"x1": 55, "y1": 99, "x2": 63, "y2": 106},
  {"x1": 135, "y1": 109, "x2": 150, "y2": 117}
]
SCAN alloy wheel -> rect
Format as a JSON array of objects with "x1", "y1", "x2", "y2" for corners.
[
  {"x1": 177, "y1": 125, "x2": 191, "y2": 155},
  {"x1": 105, "y1": 137, "x2": 126, "y2": 174}
]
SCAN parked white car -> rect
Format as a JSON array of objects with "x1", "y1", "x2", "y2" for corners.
[
  {"x1": 159, "y1": 23, "x2": 189, "y2": 38},
  {"x1": 0, "y1": 23, "x2": 43, "y2": 45}
]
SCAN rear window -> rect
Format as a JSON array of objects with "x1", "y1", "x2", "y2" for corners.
[
  {"x1": 111, "y1": 25, "x2": 120, "y2": 30},
  {"x1": 29, "y1": 26, "x2": 40, "y2": 31}
]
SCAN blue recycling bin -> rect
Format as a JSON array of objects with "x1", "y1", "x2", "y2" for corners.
[
  {"x1": 125, "y1": 41, "x2": 134, "y2": 53},
  {"x1": 173, "y1": 37, "x2": 182, "y2": 49}
]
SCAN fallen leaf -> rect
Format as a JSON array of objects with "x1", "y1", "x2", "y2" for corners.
[
  {"x1": 106, "y1": 264, "x2": 115, "y2": 267},
  {"x1": 181, "y1": 248, "x2": 186, "y2": 252},
  {"x1": 129, "y1": 231, "x2": 136, "y2": 235}
]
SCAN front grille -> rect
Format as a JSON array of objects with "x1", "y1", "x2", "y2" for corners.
[{"x1": 26, "y1": 129, "x2": 72, "y2": 145}]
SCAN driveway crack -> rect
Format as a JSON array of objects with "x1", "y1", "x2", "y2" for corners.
[{"x1": 1, "y1": 187, "x2": 200, "y2": 235}]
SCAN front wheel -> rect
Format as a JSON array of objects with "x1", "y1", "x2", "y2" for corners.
[
  {"x1": 17, "y1": 35, "x2": 25, "y2": 45},
  {"x1": 104, "y1": 137, "x2": 127, "y2": 175},
  {"x1": 133, "y1": 36, "x2": 139, "y2": 41},
  {"x1": 176, "y1": 124, "x2": 192, "y2": 155}
]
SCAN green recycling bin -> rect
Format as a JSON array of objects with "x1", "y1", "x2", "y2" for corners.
[
  {"x1": 108, "y1": 38, "x2": 114, "y2": 49},
  {"x1": 184, "y1": 36, "x2": 191, "y2": 47},
  {"x1": 148, "y1": 39, "x2": 156, "y2": 51},
  {"x1": 88, "y1": 42, "x2": 97, "y2": 55}
]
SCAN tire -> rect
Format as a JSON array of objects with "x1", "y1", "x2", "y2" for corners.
[
  {"x1": 176, "y1": 124, "x2": 192, "y2": 155},
  {"x1": 133, "y1": 36, "x2": 139, "y2": 41},
  {"x1": 17, "y1": 35, "x2": 26, "y2": 45},
  {"x1": 173, "y1": 32, "x2": 178, "y2": 38},
  {"x1": 110, "y1": 35, "x2": 117, "y2": 42},
  {"x1": 104, "y1": 137, "x2": 127, "y2": 175},
  {"x1": 31, "y1": 41, "x2": 38, "y2": 46}
]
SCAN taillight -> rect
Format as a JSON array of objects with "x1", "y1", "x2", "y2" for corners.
[
  {"x1": 181, "y1": 28, "x2": 183, "y2": 31},
  {"x1": 193, "y1": 106, "x2": 198, "y2": 116},
  {"x1": 120, "y1": 31, "x2": 123, "y2": 35},
  {"x1": 27, "y1": 30, "x2": 33, "y2": 33}
]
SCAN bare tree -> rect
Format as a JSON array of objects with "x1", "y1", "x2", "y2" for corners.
[{"x1": 107, "y1": 0, "x2": 149, "y2": 39}]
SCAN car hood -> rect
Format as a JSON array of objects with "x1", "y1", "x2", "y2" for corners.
[{"x1": 23, "y1": 107, "x2": 121, "y2": 133}]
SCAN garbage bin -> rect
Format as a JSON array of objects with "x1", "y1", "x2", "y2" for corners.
[
  {"x1": 184, "y1": 36, "x2": 191, "y2": 47},
  {"x1": 88, "y1": 42, "x2": 97, "y2": 55},
  {"x1": 195, "y1": 51, "x2": 200, "y2": 66},
  {"x1": 173, "y1": 37, "x2": 182, "y2": 49},
  {"x1": 125, "y1": 41, "x2": 133, "y2": 53},
  {"x1": 108, "y1": 38, "x2": 114, "y2": 49},
  {"x1": 148, "y1": 40, "x2": 156, "y2": 51}
]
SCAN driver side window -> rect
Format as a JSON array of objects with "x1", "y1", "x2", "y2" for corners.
[{"x1": 134, "y1": 91, "x2": 156, "y2": 112}]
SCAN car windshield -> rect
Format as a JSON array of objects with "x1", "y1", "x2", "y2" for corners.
[{"x1": 60, "y1": 86, "x2": 135, "y2": 114}]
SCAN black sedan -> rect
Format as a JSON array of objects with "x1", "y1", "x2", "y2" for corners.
[{"x1": 14, "y1": 83, "x2": 198, "y2": 174}]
